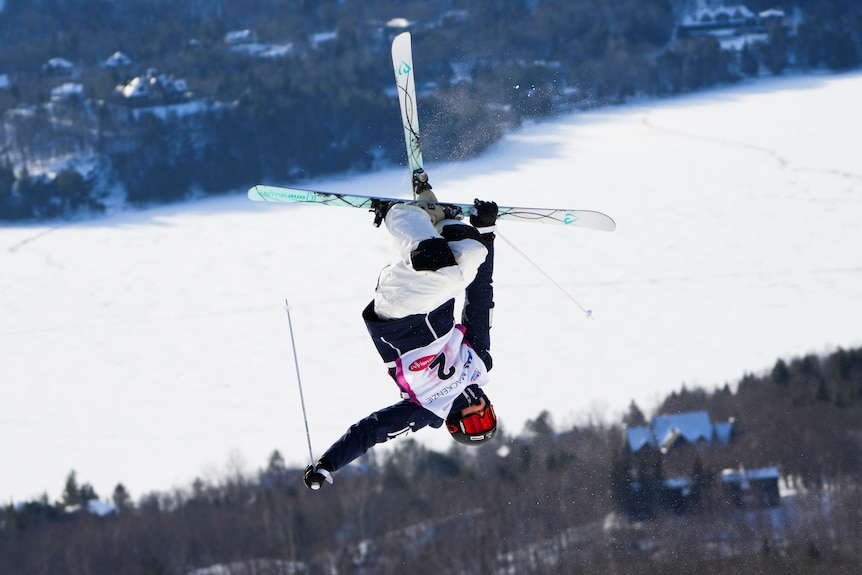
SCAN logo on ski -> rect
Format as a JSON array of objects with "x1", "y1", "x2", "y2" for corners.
[
  {"x1": 396, "y1": 61, "x2": 411, "y2": 76},
  {"x1": 563, "y1": 212, "x2": 580, "y2": 225}
]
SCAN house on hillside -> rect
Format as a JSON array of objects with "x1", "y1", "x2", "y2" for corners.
[
  {"x1": 625, "y1": 410, "x2": 735, "y2": 454},
  {"x1": 102, "y1": 51, "x2": 133, "y2": 69},
  {"x1": 43, "y1": 57, "x2": 76, "y2": 77},
  {"x1": 721, "y1": 466, "x2": 781, "y2": 507},
  {"x1": 619, "y1": 410, "x2": 781, "y2": 514},
  {"x1": 677, "y1": 5, "x2": 785, "y2": 38},
  {"x1": 114, "y1": 69, "x2": 190, "y2": 106},
  {"x1": 310, "y1": 31, "x2": 337, "y2": 49},
  {"x1": 50, "y1": 82, "x2": 84, "y2": 104},
  {"x1": 224, "y1": 29, "x2": 254, "y2": 46}
]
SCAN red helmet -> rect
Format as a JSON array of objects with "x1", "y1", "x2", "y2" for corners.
[{"x1": 446, "y1": 398, "x2": 497, "y2": 446}]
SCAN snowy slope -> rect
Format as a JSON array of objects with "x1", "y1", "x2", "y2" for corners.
[{"x1": 2, "y1": 71, "x2": 861, "y2": 503}]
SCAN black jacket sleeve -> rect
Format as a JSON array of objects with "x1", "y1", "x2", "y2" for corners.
[
  {"x1": 462, "y1": 232, "x2": 495, "y2": 370},
  {"x1": 320, "y1": 400, "x2": 443, "y2": 472}
]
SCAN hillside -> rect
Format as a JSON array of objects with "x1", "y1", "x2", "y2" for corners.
[{"x1": 3, "y1": 346, "x2": 862, "y2": 574}]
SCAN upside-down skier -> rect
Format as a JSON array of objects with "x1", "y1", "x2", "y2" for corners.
[{"x1": 304, "y1": 172, "x2": 500, "y2": 490}]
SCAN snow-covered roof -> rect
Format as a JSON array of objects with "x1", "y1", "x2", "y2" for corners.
[
  {"x1": 310, "y1": 31, "x2": 337, "y2": 45},
  {"x1": 46, "y1": 57, "x2": 74, "y2": 69},
  {"x1": 652, "y1": 411, "x2": 714, "y2": 449},
  {"x1": 129, "y1": 99, "x2": 214, "y2": 121},
  {"x1": 714, "y1": 420, "x2": 734, "y2": 445},
  {"x1": 627, "y1": 411, "x2": 736, "y2": 453},
  {"x1": 228, "y1": 42, "x2": 294, "y2": 59},
  {"x1": 759, "y1": 9, "x2": 785, "y2": 19},
  {"x1": 103, "y1": 51, "x2": 132, "y2": 68},
  {"x1": 62, "y1": 499, "x2": 117, "y2": 516},
  {"x1": 116, "y1": 70, "x2": 190, "y2": 101},
  {"x1": 663, "y1": 477, "x2": 692, "y2": 495},
  {"x1": 683, "y1": 5, "x2": 757, "y2": 25},
  {"x1": 43, "y1": 57, "x2": 75, "y2": 74},
  {"x1": 747, "y1": 466, "x2": 779, "y2": 480},
  {"x1": 721, "y1": 467, "x2": 779, "y2": 486},
  {"x1": 663, "y1": 477, "x2": 691, "y2": 489},
  {"x1": 224, "y1": 29, "x2": 254, "y2": 45},
  {"x1": 626, "y1": 426, "x2": 655, "y2": 451},
  {"x1": 386, "y1": 18, "x2": 410, "y2": 29},
  {"x1": 86, "y1": 499, "x2": 116, "y2": 516},
  {"x1": 118, "y1": 76, "x2": 148, "y2": 99},
  {"x1": 51, "y1": 82, "x2": 84, "y2": 101}
]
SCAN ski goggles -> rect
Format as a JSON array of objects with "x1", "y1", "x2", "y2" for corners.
[{"x1": 449, "y1": 403, "x2": 497, "y2": 436}]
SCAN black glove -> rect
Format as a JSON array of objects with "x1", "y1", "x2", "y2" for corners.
[
  {"x1": 370, "y1": 199, "x2": 395, "y2": 227},
  {"x1": 303, "y1": 459, "x2": 334, "y2": 490},
  {"x1": 470, "y1": 199, "x2": 498, "y2": 229}
]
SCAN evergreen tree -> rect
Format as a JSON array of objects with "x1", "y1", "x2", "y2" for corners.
[
  {"x1": 266, "y1": 450, "x2": 286, "y2": 473},
  {"x1": 609, "y1": 450, "x2": 634, "y2": 514},
  {"x1": 113, "y1": 483, "x2": 132, "y2": 512},
  {"x1": 61, "y1": 470, "x2": 81, "y2": 507},
  {"x1": 740, "y1": 43, "x2": 759, "y2": 77},
  {"x1": 771, "y1": 359, "x2": 790, "y2": 385},
  {"x1": 824, "y1": 30, "x2": 860, "y2": 71},
  {"x1": 524, "y1": 410, "x2": 555, "y2": 436},
  {"x1": 622, "y1": 400, "x2": 647, "y2": 427}
]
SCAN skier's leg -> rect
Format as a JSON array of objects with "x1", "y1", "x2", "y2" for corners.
[{"x1": 384, "y1": 204, "x2": 454, "y2": 271}]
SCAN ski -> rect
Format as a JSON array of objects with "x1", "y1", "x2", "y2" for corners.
[
  {"x1": 391, "y1": 32, "x2": 423, "y2": 180},
  {"x1": 248, "y1": 185, "x2": 616, "y2": 231}
]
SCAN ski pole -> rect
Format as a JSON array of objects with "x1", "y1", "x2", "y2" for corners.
[
  {"x1": 284, "y1": 299, "x2": 316, "y2": 465},
  {"x1": 496, "y1": 231, "x2": 594, "y2": 319}
]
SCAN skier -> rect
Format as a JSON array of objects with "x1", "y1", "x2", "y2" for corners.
[{"x1": 304, "y1": 171, "x2": 499, "y2": 490}]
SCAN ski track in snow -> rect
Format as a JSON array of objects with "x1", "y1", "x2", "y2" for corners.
[
  {"x1": 642, "y1": 110, "x2": 862, "y2": 184},
  {"x1": 642, "y1": 111, "x2": 793, "y2": 169},
  {"x1": 6, "y1": 227, "x2": 60, "y2": 254},
  {"x1": 2, "y1": 71, "x2": 862, "y2": 503}
]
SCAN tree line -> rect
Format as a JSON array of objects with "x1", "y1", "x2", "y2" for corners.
[
  {"x1": 3, "y1": 346, "x2": 862, "y2": 574},
  {"x1": 1, "y1": 0, "x2": 861, "y2": 220}
]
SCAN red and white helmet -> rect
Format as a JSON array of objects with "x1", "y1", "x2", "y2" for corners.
[{"x1": 446, "y1": 389, "x2": 497, "y2": 445}]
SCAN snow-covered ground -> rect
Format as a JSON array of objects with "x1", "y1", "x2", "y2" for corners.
[{"x1": 2, "y1": 71, "x2": 861, "y2": 504}]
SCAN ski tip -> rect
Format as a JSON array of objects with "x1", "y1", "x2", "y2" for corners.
[{"x1": 577, "y1": 211, "x2": 616, "y2": 232}]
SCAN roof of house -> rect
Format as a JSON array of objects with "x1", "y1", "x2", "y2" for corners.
[
  {"x1": 652, "y1": 411, "x2": 714, "y2": 449},
  {"x1": 714, "y1": 421, "x2": 734, "y2": 445},
  {"x1": 721, "y1": 466, "x2": 780, "y2": 487},
  {"x1": 682, "y1": 5, "x2": 757, "y2": 26},
  {"x1": 626, "y1": 426, "x2": 655, "y2": 452},
  {"x1": 50, "y1": 82, "x2": 84, "y2": 101},
  {"x1": 103, "y1": 51, "x2": 132, "y2": 68},
  {"x1": 626, "y1": 410, "x2": 736, "y2": 453}
]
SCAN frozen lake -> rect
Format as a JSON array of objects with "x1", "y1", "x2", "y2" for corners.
[{"x1": 2, "y1": 70, "x2": 861, "y2": 503}]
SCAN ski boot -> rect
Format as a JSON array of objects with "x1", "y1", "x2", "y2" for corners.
[
  {"x1": 412, "y1": 168, "x2": 434, "y2": 201},
  {"x1": 411, "y1": 169, "x2": 461, "y2": 224}
]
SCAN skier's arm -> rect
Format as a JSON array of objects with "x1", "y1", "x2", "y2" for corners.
[
  {"x1": 317, "y1": 400, "x2": 442, "y2": 474},
  {"x1": 462, "y1": 200, "x2": 497, "y2": 370}
]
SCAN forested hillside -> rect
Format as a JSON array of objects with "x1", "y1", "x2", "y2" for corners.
[
  {"x1": 0, "y1": 0, "x2": 860, "y2": 219},
  {"x1": 3, "y1": 347, "x2": 862, "y2": 574}
]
